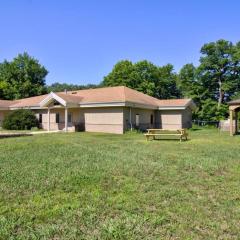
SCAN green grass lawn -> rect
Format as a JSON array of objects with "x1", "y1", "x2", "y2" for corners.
[{"x1": 0, "y1": 129, "x2": 240, "y2": 239}]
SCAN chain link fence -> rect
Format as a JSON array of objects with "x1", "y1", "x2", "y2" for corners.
[{"x1": 192, "y1": 120, "x2": 219, "y2": 128}]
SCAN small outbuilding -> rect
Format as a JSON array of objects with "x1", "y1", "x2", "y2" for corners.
[{"x1": 228, "y1": 99, "x2": 240, "y2": 136}]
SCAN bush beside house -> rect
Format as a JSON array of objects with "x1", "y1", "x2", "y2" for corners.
[{"x1": 2, "y1": 109, "x2": 39, "y2": 130}]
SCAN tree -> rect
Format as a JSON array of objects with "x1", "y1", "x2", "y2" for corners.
[
  {"x1": 0, "y1": 52, "x2": 48, "y2": 100},
  {"x1": 103, "y1": 60, "x2": 180, "y2": 99},
  {"x1": 178, "y1": 64, "x2": 196, "y2": 97},
  {"x1": 102, "y1": 60, "x2": 135, "y2": 88},
  {"x1": 179, "y1": 39, "x2": 240, "y2": 121},
  {"x1": 156, "y1": 64, "x2": 180, "y2": 99},
  {"x1": 199, "y1": 40, "x2": 240, "y2": 107},
  {"x1": 47, "y1": 82, "x2": 100, "y2": 93}
]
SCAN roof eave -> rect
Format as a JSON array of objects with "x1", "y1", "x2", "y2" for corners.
[
  {"x1": 79, "y1": 101, "x2": 158, "y2": 109},
  {"x1": 228, "y1": 101, "x2": 240, "y2": 105},
  {"x1": 158, "y1": 106, "x2": 186, "y2": 110},
  {"x1": 126, "y1": 101, "x2": 158, "y2": 109}
]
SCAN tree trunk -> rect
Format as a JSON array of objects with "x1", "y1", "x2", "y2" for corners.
[{"x1": 218, "y1": 78, "x2": 223, "y2": 108}]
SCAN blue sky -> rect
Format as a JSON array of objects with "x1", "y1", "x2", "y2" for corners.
[{"x1": 0, "y1": 0, "x2": 240, "y2": 85}]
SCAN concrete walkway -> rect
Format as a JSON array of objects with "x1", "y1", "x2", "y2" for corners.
[
  {"x1": 0, "y1": 130, "x2": 63, "y2": 138},
  {"x1": 30, "y1": 130, "x2": 61, "y2": 135}
]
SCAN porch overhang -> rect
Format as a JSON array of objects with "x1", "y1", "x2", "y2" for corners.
[
  {"x1": 39, "y1": 92, "x2": 79, "y2": 108},
  {"x1": 228, "y1": 99, "x2": 240, "y2": 136}
]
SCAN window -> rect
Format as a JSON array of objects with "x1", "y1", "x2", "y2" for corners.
[
  {"x1": 136, "y1": 114, "x2": 139, "y2": 127},
  {"x1": 39, "y1": 114, "x2": 42, "y2": 123},
  {"x1": 150, "y1": 114, "x2": 153, "y2": 125},
  {"x1": 68, "y1": 113, "x2": 72, "y2": 123},
  {"x1": 56, "y1": 113, "x2": 60, "y2": 123}
]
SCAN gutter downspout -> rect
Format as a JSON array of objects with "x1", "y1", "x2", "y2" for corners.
[{"x1": 129, "y1": 107, "x2": 132, "y2": 131}]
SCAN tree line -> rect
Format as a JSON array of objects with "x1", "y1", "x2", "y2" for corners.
[{"x1": 0, "y1": 39, "x2": 240, "y2": 121}]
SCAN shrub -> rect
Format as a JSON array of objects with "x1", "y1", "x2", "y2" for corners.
[
  {"x1": 31, "y1": 127, "x2": 40, "y2": 131},
  {"x1": 2, "y1": 109, "x2": 39, "y2": 130}
]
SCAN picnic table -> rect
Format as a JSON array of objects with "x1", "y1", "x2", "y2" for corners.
[{"x1": 144, "y1": 129, "x2": 188, "y2": 142}]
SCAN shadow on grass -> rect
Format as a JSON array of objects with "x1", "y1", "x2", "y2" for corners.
[
  {"x1": 147, "y1": 138, "x2": 189, "y2": 142},
  {"x1": 189, "y1": 127, "x2": 203, "y2": 131},
  {"x1": 0, "y1": 133, "x2": 33, "y2": 139}
]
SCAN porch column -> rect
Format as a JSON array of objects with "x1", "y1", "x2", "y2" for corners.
[
  {"x1": 65, "y1": 107, "x2": 68, "y2": 132},
  {"x1": 48, "y1": 107, "x2": 50, "y2": 132},
  {"x1": 235, "y1": 110, "x2": 238, "y2": 134},
  {"x1": 230, "y1": 109, "x2": 234, "y2": 136}
]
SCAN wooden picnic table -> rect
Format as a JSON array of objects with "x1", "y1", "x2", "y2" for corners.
[{"x1": 144, "y1": 129, "x2": 188, "y2": 142}]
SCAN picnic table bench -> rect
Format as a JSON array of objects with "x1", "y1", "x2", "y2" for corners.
[{"x1": 144, "y1": 129, "x2": 188, "y2": 142}]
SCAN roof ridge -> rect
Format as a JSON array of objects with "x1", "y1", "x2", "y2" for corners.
[{"x1": 57, "y1": 85, "x2": 126, "y2": 95}]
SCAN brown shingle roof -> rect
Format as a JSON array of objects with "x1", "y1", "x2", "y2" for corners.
[
  {"x1": 54, "y1": 92, "x2": 83, "y2": 104},
  {"x1": 0, "y1": 100, "x2": 17, "y2": 108},
  {"x1": 158, "y1": 99, "x2": 193, "y2": 107},
  {"x1": 10, "y1": 95, "x2": 48, "y2": 108},
  {"x1": 66, "y1": 86, "x2": 126, "y2": 103},
  {"x1": 123, "y1": 87, "x2": 160, "y2": 106},
  {"x1": 0, "y1": 86, "x2": 194, "y2": 109}
]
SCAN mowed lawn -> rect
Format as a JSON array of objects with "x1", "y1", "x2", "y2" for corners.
[{"x1": 0, "y1": 129, "x2": 240, "y2": 239}]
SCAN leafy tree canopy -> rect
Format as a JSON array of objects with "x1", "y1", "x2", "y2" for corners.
[
  {"x1": 47, "y1": 82, "x2": 100, "y2": 93},
  {"x1": 1, "y1": 39, "x2": 240, "y2": 122},
  {"x1": 102, "y1": 60, "x2": 180, "y2": 99},
  {"x1": 0, "y1": 52, "x2": 48, "y2": 100},
  {"x1": 179, "y1": 39, "x2": 240, "y2": 120}
]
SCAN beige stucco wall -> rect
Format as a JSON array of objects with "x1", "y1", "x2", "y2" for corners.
[
  {"x1": 1, "y1": 106, "x2": 192, "y2": 133},
  {"x1": 123, "y1": 107, "x2": 155, "y2": 131},
  {"x1": 159, "y1": 110, "x2": 183, "y2": 129},
  {"x1": 1, "y1": 107, "x2": 150, "y2": 133},
  {"x1": 159, "y1": 108, "x2": 192, "y2": 129},
  {"x1": 83, "y1": 107, "x2": 124, "y2": 134},
  {"x1": 33, "y1": 107, "x2": 124, "y2": 134},
  {"x1": 33, "y1": 108, "x2": 82, "y2": 131}
]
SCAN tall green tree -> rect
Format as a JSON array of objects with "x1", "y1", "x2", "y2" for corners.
[
  {"x1": 156, "y1": 64, "x2": 180, "y2": 99},
  {"x1": 198, "y1": 39, "x2": 240, "y2": 108},
  {"x1": 178, "y1": 64, "x2": 197, "y2": 98},
  {"x1": 103, "y1": 60, "x2": 180, "y2": 99},
  {"x1": 0, "y1": 52, "x2": 48, "y2": 100},
  {"x1": 179, "y1": 39, "x2": 240, "y2": 121},
  {"x1": 102, "y1": 60, "x2": 135, "y2": 88}
]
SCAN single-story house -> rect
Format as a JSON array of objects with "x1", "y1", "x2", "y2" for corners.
[{"x1": 0, "y1": 86, "x2": 195, "y2": 134}]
